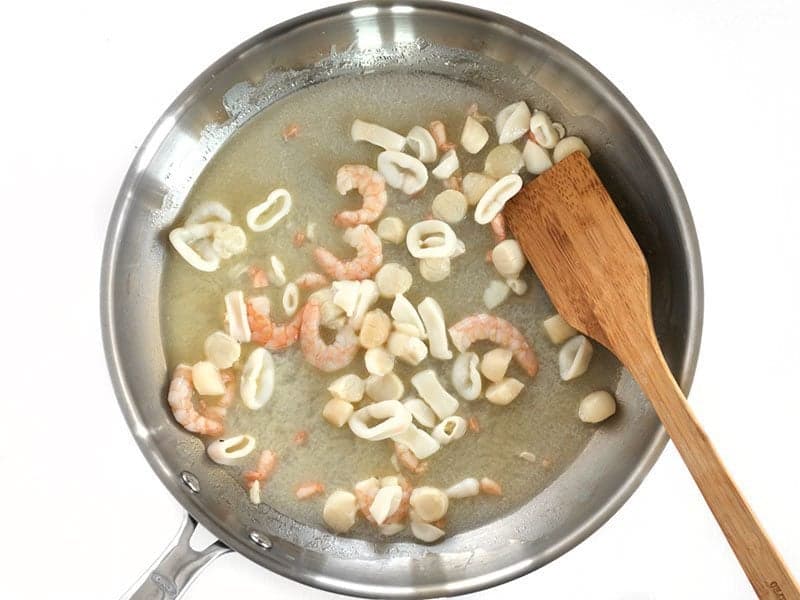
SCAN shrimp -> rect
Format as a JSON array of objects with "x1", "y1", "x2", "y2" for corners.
[
  {"x1": 247, "y1": 300, "x2": 304, "y2": 350},
  {"x1": 243, "y1": 449, "x2": 278, "y2": 484},
  {"x1": 443, "y1": 175, "x2": 462, "y2": 192},
  {"x1": 167, "y1": 364, "x2": 223, "y2": 437},
  {"x1": 313, "y1": 224, "x2": 383, "y2": 281},
  {"x1": 295, "y1": 272, "x2": 329, "y2": 290},
  {"x1": 479, "y1": 477, "x2": 503, "y2": 496},
  {"x1": 282, "y1": 123, "x2": 300, "y2": 141},
  {"x1": 292, "y1": 231, "x2": 305, "y2": 247},
  {"x1": 334, "y1": 165, "x2": 387, "y2": 227},
  {"x1": 300, "y1": 299, "x2": 359, "y2": 372},
  {"x1": 468, "y1": 416, "x2": 481, "y2": 433},
  {"x1": 394, "y1": 442, "x2": 427, "y2": 475},
  {"x1": 490, "y1": 213, "x2": 507, "y2": 243},
  {"x1": 248, "y1": 265, "x2": 269, "y2": 288},
  {"x1": 448, "y1": 314, "x2": 539, "y2": 377},
  {"x1": 429, "y1": 120, "x2": 456, "y2": 152},
  {"x1": 293, "y1": 430, "x2": 309, "y2": 446},
  {"x1": 200, "y1": 370, "x2": 236, "y2": 422},
  {"x1": 355, "y1": 479, "x2": 379, "y2": 523},
  {"x1": 295, "y1": 481, "x2": 325, "y2": 500},
  {"x1": 383, "y1": 477, "x2": 412, "y2": 525}
]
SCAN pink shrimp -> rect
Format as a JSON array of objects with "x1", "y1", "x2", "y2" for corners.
[
  {"x1": 334, "y1": 165, "x2": 387, "y2": 227},
  {"x1": 394, "y1": 442, "x2": 428, "y2": 475},
  {"x1": 293, "y1": 430, "x2": 309, "y2": 446},
  {"x1": 248, "y1": 265, "x2": 269, "y2": 289},
  {"x1": 295, "y1": 481, "x2": 325, "y2": 500},
  {"x1": 443, "y1": 175, "x2": 462, "y2": 192},
  {"x1": 468, "y1": 416, "x2": 481, "y2": 433},
  {"x1": 292, "y1": 231, "x2": 306, "y2": 247},
  {"x1": 448, "y1": 314, "x2": 539, "y2": 377},
  {"x1": 429, "y1": 120, "x2": 456, "y2": 152},
  {"x1": 480, "y1": 477, "x2": 503, "y2": 496},
  {"x1": 167, "y1": 364, "x2": 223, "y2": 437},
  {"x1": 295, "y1": 272, "x2": 329, "y2": 290},
  {"x1": 282, "y1": 123, "x2": 300, "y2": 141},
  {"x1": 490, "y1": 213, "x2": 507, "y2": 243},
  {"x1": 247, "y1": 300, "x2": 304, "y2": 350},
  {"x1": 299, "y1": 299, "x2": 359, "y2": 372},
  {"x1": 313, "y1": 224, "x2": 383, "y2": 281},
  {"x1": 354, "y1": 478, "x2": 379, "y2": 522},
  {"x1": 243, "y1": 450, "x2": 278, "y2": 484}
]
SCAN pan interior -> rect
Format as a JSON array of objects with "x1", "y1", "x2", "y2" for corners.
[{"x1": 104, "y1": 5, "x2": 700, "y2": 597}]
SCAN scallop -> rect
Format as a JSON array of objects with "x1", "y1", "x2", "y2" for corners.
[
  {"x1": 462, "y1": 172, "x2": 496, "y2": 206},
  {"x1": 359, "y1": 309, "x2": 391, "y2": 349},
  {"x1": 484, "y1": 144, "x2": 524, "y2": 179},
  {"x1": 491, "y1": 239, "x2": 526, "y2": 278},
  {"x1": 323, "y1": 490, "x2": 358, "y2": 533},
  {"x1": 460, "y1": 116, "x2": 489, "y2": 154},
  {"x1": 191, "y1": 361, "x2": 225, "y2": 396},
  {"x1": 495, "y1": 101, "x2": 531, "y2": 144},
  {"x1": 203, "y1": 330, "x2": 241, "y2": 369},
  {"x1": 322, "y1": 398, "x2": 355, "y2": 428},
  {"x1": 542, "y1": 314, "x2": 578, "y2": 345},
  {"x1": 578, "y1": 391, "x2": 617, "y2": 423},
  {"x1": 522, "y1": 140, "x2": 553, "y2": 175},
  {"x1": 553, "y1": 136, "x2": 591, "y2": 163},
  {"x1": 431, "y1": 149, "x2": 460, "y2": 180},
  {"x1": 375, "y1": 263, "x2": 413, "y2": 298},
  {"x1": 410, "y1": 487, "x2": 449, "y2": 522},
  {"x1": 485, "y1": 377, "x2": 524, "y2": 406},
  {"x1": 419, "y1": 257, "x2": 451, "y2": 282},
  {"x1": 365, "y1": 372, "x2": 405, "y2": 402},
  {"x1": 364, "y1": 347, "x2": 395, "y2": 376},
  {"x1": 377, "y1": 216, "x2": 406, "y2": 244},
  {"x1": 480, "y1": 348, "x2": 513, "y2": 383},
  {"x1": 327, "y1": 373, "x2": 365, "y2": 403},
  {"x1": 431, "y1": 190, "x2": 467, "y2": 223}
]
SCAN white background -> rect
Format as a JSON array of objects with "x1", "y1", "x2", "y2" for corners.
[{"x1": 1, "y1": 0, "x2": 798, "y2": 598}]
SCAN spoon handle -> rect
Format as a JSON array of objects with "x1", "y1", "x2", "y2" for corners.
[{"x1": 625, "y1": 336, "x2": 799, "y2": 599}]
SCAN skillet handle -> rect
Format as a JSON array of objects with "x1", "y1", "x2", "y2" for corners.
[{"x1": 120, "y1": 513, "x2": 230, "y2": 600}]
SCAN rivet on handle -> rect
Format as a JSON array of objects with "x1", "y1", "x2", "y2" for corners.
[
  {"x1": 180, "y1": 471, "x2": 200, "y2": 493},
  {"x1": 249, "y1": 531, "x2": 272, "y2": 550}
]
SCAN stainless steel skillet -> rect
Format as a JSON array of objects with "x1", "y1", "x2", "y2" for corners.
[{"x1": 101, "y1": 1, "x2": 703, "y2": 598}]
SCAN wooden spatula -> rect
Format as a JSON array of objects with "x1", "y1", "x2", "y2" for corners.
[{"x1": 504, "y1": 151, "x2": 799, "y2": 600}]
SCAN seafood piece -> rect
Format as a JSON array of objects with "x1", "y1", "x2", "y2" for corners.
[
  {"x1": 375, "y1": 263, "x2": 412, "y2": 298},
  {"x1": 293, "y1": 430, "x2": 309, "y2": 445},
  {"x1": 406, "y1": 220, "x2": 458, "y2": 259},
  {"x1": 394, "y1": 441, "x2": 427, "y2": 474},
  {"x1": 282, "y1": 123, "x2": 299, "y2": 140},
  {"x1": 185, "y1": 201, "x2": 231, "y2": 225},
  {"x1": 522, "y1": 139, "x2": 553, "y2": 175},
  {"x1": 249, "y1": 481, "x2": 261, "y2": 505},
  {"x1": 519, "y1": 451, "x2": 537, "y2": 463},
  {"x1": 332, "y1": 280, "x2": 361, "y2": 316},
  {"x1": 553, "y1": 122, "x2": 566, "y2": 139},
  {"x1": 224, "y1": 290, "x2": 251, "y2": 343},
  {"x1": 379, "y1": 523, "x2": 406, "y2": 536},
  {"x1": 485, "y1": 377, "x2": 524, "y2": 406},
  {"x1": 390, "y1": 294, "x2": 426, "y2": 338},
  {"x1": 411, "y1": 370, "x2": 459, "y2": 420},
  {"x1": 295, "y1": 272, "x2": 329, "y2": 290},
  {"x1": 211, "y1": 224, "x2": 247, "y2": 260},
  {"x1": 240, "y1": 347, "x2": 275, "y2": 410},
  {"x1": 460, "y1": 116, "x2": 489, "y2": 154},
  {"x1": 542, "y1": 314, "x2": 577, "y2": 344},
  {"x1": 359, "y1": 308, "x2": 392, "y2": 349},
  {"x1": 204, "y1": 331, "x2": 241, "y2": 369},
  {"x1": 377, "y1": 150, "x2": 428, "y2": 195},
  {"x1": 348, "y1": 400, "x2": 412, "y2": 441},
  {"x1": 451, "y1": 352, "x2": 481, "y2": 401},
  {"x1": 392, "y1": 424, "x2": 440, "y2": 459},
  {"x1": 350, "y1": 119, "x2": 406, "y2": 151},
  {"x1": 243, "y1": 449, "x2": 278, "y2": 484},
  {"x1": 428, "y1": 120, "x2": 456, "y2": 152},
  {"x1": 191, "y1": 361, "x2": 225, "y2": 396},
  {"x1": 479, "y1": 477, "x2": 503, "y2": 496},
  {"x1": 300, "y1": 299, "x2": 359, "y2": 372},
  {"x1": 410, "y1": 487, "x2": 449, "y2": 522},
  {"x1": 350, "y1": 280, "x2": 379, "y2": 331},
  {"x1": 246, "y1": 300, "x2": 303, "y2": 350},
  {"x1": 406, "y1": 125, "x2": 437, "y2": 163},
  {"x1": 269, "y1": 256, "x2": 287, "y2": 286},
  {"x1": 491, "y1": 239, "x2": 525, "y2": 278},
  {"x1": 559, "y1": 335, "x2": 594, "y2": 380},
  {"x1": 462, "y1": 172, "x2": 496, "y2": 206},
  {"x1": 296, "y1": 482, "x2": 325, "y2": 500},
  {"x1": 376, "y1": 216, "x2": 406, "y2": 244},
  {"x1": 553, "y1": 136, "x2": 591, "y2": 163},
  {"x1": 490, "y1": 213, "x2": 507, "y2": 243},
  {"x1": 403, "y1": 398, "x2": 437, "y2": 428},
  {"x1": 468, "y1": 416, "x2": 480, "y2": 433},
  {"x1": 365, "y1": 373, "x2": 404, "y2": 402},
  {"x1": 417, "y1": 297, "x2": 451, "y2": 360},
  {"x1": 410, "y1": 520, "x2": 445, "y2": 543},
  {"x1": 314, "y1": 225, "x2": 383, "y2": 281},
  {"x1": 480, "y1": 348, "x2": 513, "y2": 383},
  {"x1": 327, "y1": 373, "x2": 365, "y2": 403},
  {"x1": 305, "y1": 222, "x2": 317, "y2": 241},
  {"x1": 354, "y1": 477, "x2": 380, "y2": 521},
  {"x1": 449, "y1": 314, "x2": 539, "y2": 377},
  {"x1": 387, "y1": 331, "x2": 428, "y2": 366},
  {"x1": 323, "y1": 490, "x2": 358, "y2": 533},
  {"x1": 282, "y1": 283, "x2": 299, "y2": 317},
  {"x1": 370, "y1": 484, "x2": 403, "y2": 525},
  {"x1": 323, "y1": 398, "x2": 355, "y2": 428},
  {"x1": 443, "y1": 174, "x2": 462, "y2": 191},
  {"x1": 578, "y1": 391, "x2": 617, "y2": 423},
  {"x1": 246, "y1": 188, "x2": 291, "y2": 232},
  {"x1": 419, "y1": 257, "x2": 451, "y2": 282},
  {"x1": 474, "y1": 174, "x2": 523, "y2": 224},
  {"x1": 507, "y1": 278, "x2": 528, "y2": 296},
  {"x1": 334, "y1": 164, "x2": 388, "y2": 227},
  {"x1": 431, "y1": 149, "x2": 459, "y2": 180},
  {"x1": 529, "y1": 110, "x2": 559, "y2": 149},
  {"x1": 248, "y1": 265, "x2": 269, "y2": 289},
  {"x1": 364, "y1": 347, "x2": 395, "y2": 376},
  {"x1": 292, "y1": 231, "x2": 306, "y2": 247},
  {"x1": 495, "y1": 101, "x2": 531, "y2": 144},
  {"x1": 206, "y1": 435, "x2": 256, "y2": 466},
  {"x1": 445, "y1": 478, "x2": 480, "y2": 499},
  {"x1": 167, "y1": 365, "x2": 223, "y2": 436},
  {"x1": 483, "y1": 280, "x2": 510, "y2": 309},
  {"x1": 484, "y1": 144, "x2": 524, "y2": 179},
  {"x1": 168, "y1": 224, "x2": 221, "y2": 272},
  {"x1": 431, "y1": 190, "x2": 467, "y2": 224},
  {"x1": 432, "y1": 416, "x2": 467, "y2": 445}
]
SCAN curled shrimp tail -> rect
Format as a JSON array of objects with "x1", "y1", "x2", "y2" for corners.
[
  {"x1": 167, "y1": 364, "x2": 224, "y2": 436},
  {"x1": 313, "y1": 224, "x2": 383, "y2": 281},
  {"x1": 334, "y1": 165, "x2": 388, "y2": 227},
  {"x1": 300, "y1": 300, "x2": 359, "y2": 372},
  {"x1": 448, "y1": 314, "x2": 539, "y2": 377}
]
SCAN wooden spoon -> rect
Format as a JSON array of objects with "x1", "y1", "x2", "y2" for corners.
[{"x1": 504, "y1": 151, "x2": 799, "y2": 600}]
